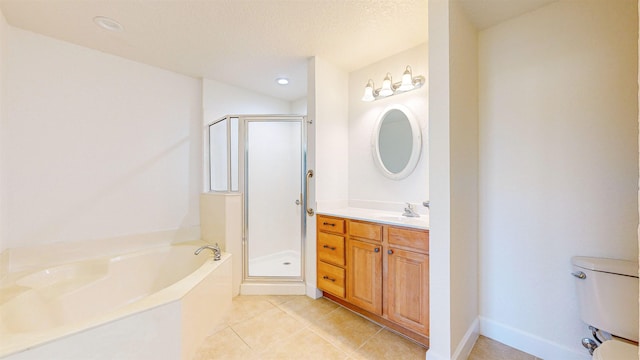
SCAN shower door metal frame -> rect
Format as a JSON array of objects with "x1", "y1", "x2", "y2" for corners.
[
  {"x1": 207, "y1": 116, "x2": 239, "y2": 193},
  {"x1": 240, "y1": 115, "x2": 308, "y2": 283}
]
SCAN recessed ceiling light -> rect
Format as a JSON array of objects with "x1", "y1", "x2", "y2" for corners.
[
  {"x1": 276, "y1": 77, "x2": 289, "y2": 85},
  {"x1": 93, "y1": 16, "x2": 124, "y2": 32}
]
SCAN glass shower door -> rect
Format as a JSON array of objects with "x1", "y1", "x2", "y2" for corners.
[{"x1": 245, "y1": 119, "x2": 304, "y2": 279}]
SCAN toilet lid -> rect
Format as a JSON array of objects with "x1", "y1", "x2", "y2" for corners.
[{"x1": 593, "y1": 340, "x2": 638, "y2": 360}]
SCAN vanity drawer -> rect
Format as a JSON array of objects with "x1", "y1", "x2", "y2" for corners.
[
  {"x1": 318, "y1": 261, "x2": 346, "y2": 298},
  {"x1": 388, "y1": 227, "x2": 429, "y2": 253},
  {"x1": 349, "y1": 221, "x2": 382, "y2": 242},
  {"x1": 318, "y1": 232, "x2": 346, "y2": 266},
  {"x1": 318, "y1": 216, "x2": 346, "y2": 234}
]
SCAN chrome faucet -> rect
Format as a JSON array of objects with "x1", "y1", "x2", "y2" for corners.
[
  {"x1": 402, "y1": 203, "x2": 420, "y2": 218},
  {"x1": 194, "y1": 243, "x2": 222, "y2": 261}
]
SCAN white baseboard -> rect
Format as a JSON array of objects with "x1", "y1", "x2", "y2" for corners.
[
  {"x1": 425, "y1": 350, "x2": 449, "y2": 360},
  {"x1": 479, "y1": 316, "x2": 590, "y2": 360},
  {"x1": 452, "y1": 318, "x2": 480, "y2": 360},
  {"x1": 306, "y1": 285, "x2": 322, "y2": 299},
  {"x1": 425, "y1": 318, "x2": 479, "y2": 360}
]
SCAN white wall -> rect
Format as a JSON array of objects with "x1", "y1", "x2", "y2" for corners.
[
  {"x1": 348, "y1": 44, "x2": 428, "y2": 210},
  {"x1": 313, "y1": 57, "x2": 349, "y2": 211},
  {"x1": 201, "y1": 78, "x2": 292, "y2": 125},
  {"x1": 308, "y1": 56, "x2": 349, "y2": 296},
  {"x1": 291, "y1": 97, "x2": 307, "y2": 115},
  {"x1": 427, "y1": 1, "x2": 481, "y2": 359},
  {"x1": 478, "y1": 1, "x2": 638, "y2": 359},
  {"x1": 3, "y1": 27, "x2": 203, "y2": 249}
]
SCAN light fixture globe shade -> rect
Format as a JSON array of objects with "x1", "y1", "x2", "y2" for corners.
[
  {"x1": 398, "y1": 66, "x2": 415, "y2": 92},
  {"x1": 379, "y1": 73, "x2": 394, "y2": 97},
  {"x1": 362, "y1": 83, "x2": 375, "y2": 101}
]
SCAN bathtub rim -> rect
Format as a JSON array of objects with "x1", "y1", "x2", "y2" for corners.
[{"x1": 0, "y1": 242, "x2": 230, "y2": 359}]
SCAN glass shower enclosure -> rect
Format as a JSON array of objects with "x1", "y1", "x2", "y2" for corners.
[{"x1": 208, "y1": 115, "x2": 308, "y2": 283}]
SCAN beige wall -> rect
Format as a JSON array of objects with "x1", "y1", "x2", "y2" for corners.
[
  {"x1": 449, "y1": 0, "x2": 479, "y2": 358},
  {"x1": 427, "y1": 2, "x2": 480, "y2": 359},
  {"x1": 3, "y1": 27, "x2": 203, "y2": 249},
  {"x1": 0, "y1": 8, "x2": 6, "y2": 253},
  {"x1": 478, "y1": 0, "x2": 638, "y2": 358},
  {"x1": 427, "y1": 0, "x2": 453, "y2": 358}
]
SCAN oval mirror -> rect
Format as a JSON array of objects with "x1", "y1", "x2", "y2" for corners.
[{"x1": 371, "y1": 105, "x2": 422, "y2": 180}]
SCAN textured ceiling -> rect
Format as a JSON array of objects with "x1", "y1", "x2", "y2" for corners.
[
  {"x1": 0, "y1": 0, "x2": 558, "y2": 101},
  {"x1": 0, "y1": 0, "x2": 429, "y2": 101}
]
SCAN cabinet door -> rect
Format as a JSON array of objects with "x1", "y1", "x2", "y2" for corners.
[
  {"x1": 347, "y1": 239, "x2": 383, "y2": 315},
  {"x1": 387, "y1": 247, "x2": 429, "y2": 336}
]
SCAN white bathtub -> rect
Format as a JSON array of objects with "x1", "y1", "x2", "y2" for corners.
[{"x1": 0, "y1": 242, "x2": 232, "y2": 360}]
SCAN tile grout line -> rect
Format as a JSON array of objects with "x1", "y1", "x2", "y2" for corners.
[
  {"x1": 348, "y1": 325, "x2": 385, "y2": 358},
  {"x1": 305, "y1": 322, "x2": 353, "y2": 359},
  {"x1": 238, "y1": 305, "x2": 312, "y2": 353},
  {"x1": 273, "y1": 298, "x2": 354, "y2": 358},
  {"x1": 227, "y1": 325, "x2": 255, "y2": 353}
]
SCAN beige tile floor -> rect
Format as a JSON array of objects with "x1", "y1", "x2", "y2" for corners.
[
  {"x1": 193, "y1": 295, "x2": 539, "y2": 360},
  {"x1": 468, "y1": 336, "x2": 542, "y2": 360}
]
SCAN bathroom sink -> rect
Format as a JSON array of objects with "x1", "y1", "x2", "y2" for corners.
[
  {"x1": 376, "y1": 215, "x2": 411, "y2": 222},
  {"x1": 317, "y1": 207, "x2": 429, "y2": 230}
]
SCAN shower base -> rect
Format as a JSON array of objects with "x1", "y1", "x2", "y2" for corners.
[
  {"x1": 248, "y1": 250, "x2": 301, "y2": 277},
  {"x1": 241, "y1": 250, "x2": 305, "y2": 295}
]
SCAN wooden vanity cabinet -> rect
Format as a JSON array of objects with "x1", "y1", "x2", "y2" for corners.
[
  {"x1": 387, "y1": 226, "x2": 429, "y2": 336},
  {"x1": 317, "y1": 215, "x2": 430, "y2": 346},
  {"x1": 347, "y1": 221, "x2": 383, "y2": 315},
  {"x1": 316, "y1": 215, "x2": 347, "y2": 298}
]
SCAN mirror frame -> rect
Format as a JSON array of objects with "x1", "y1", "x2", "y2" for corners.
[{"x1": 371, "y1": 104, "x2": 422, "y2": 180}]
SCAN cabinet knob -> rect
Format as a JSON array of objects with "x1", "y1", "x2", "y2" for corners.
[
  {"x1": 374, "y1": 247, "x2": 380, "y2": 253},
  {"x1": 323, "y1": 245, "x2": 337, "y2": 250},
  {"x1": 388, "y1": 249, "x2": 394, "y2": 255},
  {"x1": 322, "y1": 222, "x2": 335, "y2": 227},
  {"x1": 322, "y1": 275, "x2": 336, "y2": 282}
]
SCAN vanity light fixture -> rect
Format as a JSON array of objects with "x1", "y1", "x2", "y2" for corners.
[
  {"x1": 378, "y1": 73, "x2": 394, "y2": 97},
  {"x1": 362, "y1": 80, "x2": 376, "y2": 101},
  {"x1": 361, "y1": 65, "x2": 425, "y2": 102},
  {"x1": 398, "y1": 65, "x2": 416, "y2": 92}
]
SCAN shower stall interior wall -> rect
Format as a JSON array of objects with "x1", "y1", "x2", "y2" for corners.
[{"x1": 208, "y1": 115, "x2": 308, "y2": 294}]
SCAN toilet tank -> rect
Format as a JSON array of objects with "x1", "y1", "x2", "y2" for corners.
[{"x1": 571, "y1": 256, "x2": 639, "y2": 342}]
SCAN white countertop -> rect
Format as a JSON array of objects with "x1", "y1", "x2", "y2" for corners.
[{"x1": 317, "y1": 207, "x2": 429, "y2": 230}]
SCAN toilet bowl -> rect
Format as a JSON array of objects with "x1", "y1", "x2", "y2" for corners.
[{"x1": 592, "y1": 340, "x2": 637, "y2": 360}]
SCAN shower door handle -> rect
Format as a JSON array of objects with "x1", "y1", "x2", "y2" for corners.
[{"x1": 305, "y1": 170, "x2": 314, "y2": 216}]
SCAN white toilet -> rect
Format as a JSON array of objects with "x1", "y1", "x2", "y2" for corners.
[{"x1": 571, "y1": 256, "x2": 639, "y2": 359}]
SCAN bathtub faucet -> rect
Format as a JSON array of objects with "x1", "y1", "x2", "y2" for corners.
[{"x1": 194, "y1": 243, "x2": 222, "y2": 261}]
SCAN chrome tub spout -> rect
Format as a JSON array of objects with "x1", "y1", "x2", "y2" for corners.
[{"x1": 194, "y1": 243, "x2": 222, "y2": 261}]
